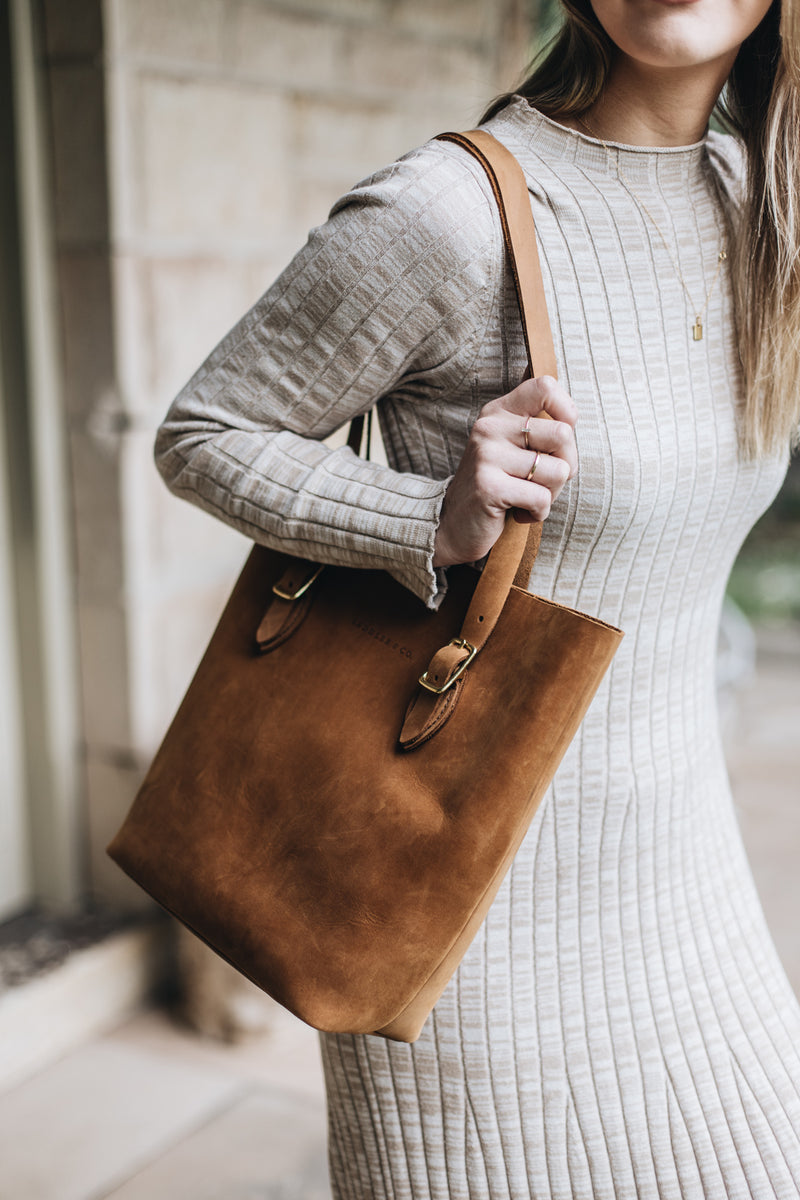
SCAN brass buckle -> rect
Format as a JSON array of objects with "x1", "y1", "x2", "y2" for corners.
[
  {"x1": 272, "y1": 564, "x2": 324, "y2": 601},
  {"x1": 418, "y1": 638, "x2": 477, "y2": 694}
]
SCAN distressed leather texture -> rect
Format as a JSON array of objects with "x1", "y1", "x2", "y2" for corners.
[{"x1": 106, "y1": 130, "x2": 624, "y2": 1043}]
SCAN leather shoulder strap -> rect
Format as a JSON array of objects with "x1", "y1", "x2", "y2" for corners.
[
  {"x1": 436, "y1": 129, "x2": 555, "y2": 622},
  {"x1": 400, "y1": 129, "x2": 561, "y2": 747},
  {"x1": 436, "y1": 130, "x2": 557, "y2": 381}
]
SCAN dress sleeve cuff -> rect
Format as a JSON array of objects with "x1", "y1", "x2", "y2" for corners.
[{"x1": 385, "y1": 473, "x2": 451, "y2": 611}]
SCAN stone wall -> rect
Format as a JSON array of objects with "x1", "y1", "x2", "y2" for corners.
[{"x1": 42, "y1": 0, "x2": 532, "y2": 903}]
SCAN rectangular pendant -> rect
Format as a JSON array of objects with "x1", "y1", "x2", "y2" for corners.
[{"x1": 693, "y1": 320, "x2": 703, "y2": 341}]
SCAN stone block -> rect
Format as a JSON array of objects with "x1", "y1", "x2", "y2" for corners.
[
  {"x1": 413, "y1": 83, "x2": 496, "y2": 134},
  {"x1": 0, "y1": 1036, "x2": 241, "y2": 1200},
  {"x1": 146, "y1": 563, "x2": 247, "y2": 736},
  {"x1": 241, "y1": 0, "x2": 383, "y2": 22},
  {"x1": 289, "y1": 94, "x2": 478, "y2": 219},
  {"x1": 387, "y1": 0, "x2": 492, "y2": 43},
  {"x1": 291, "y1": 94, "x2": 412, "y2": 183},
  {"x1": 112, "y1": 1004, "x2": 325, "y2": 1098},
  {"x1": 145, "y1": 257, "x2": 264, "y2": 410},
  {"x1": 47, "y1": 64, "x2": 109, "y2": 246},
  {"x1": 341, "y1": 24, "x2": 487, "y2": 102},
  {"x1": 287, "y1": 177, "x2": 369, "y2": 239},
  {"x1": 231, "y1": 5, "x2": 344, "y2": 90},
  {"x1": 149, "y1": 470, "x2": 249, "y2": 590},
  {"x1": 102, "y1": 1090, "x2": 328, "y2": 1200},
  {"x1": 291, "y1": 92, "x2": 491, "y2": 195},
  {"x1": 417, "y1": 91, "x2": 490, "y2": 135},
  {"x1": 110, "y1": 0, "x2": 228, "y2": 63},
  {"x1": 136, "y1": 74, "x2": 290, "y2": 240},
  {"x1": 0, "y1": 927, "x2": 167, "y2": 1092},
  {"x1": 116, "y1": 426, "x2": 246, "y2": 750},
  {"x1": 244, "y1": 252, "x2": 300, "y2": 309}
]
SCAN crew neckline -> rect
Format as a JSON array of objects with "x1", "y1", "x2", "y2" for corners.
[
  {"x1": 533, "y1": 103, "x2": 709, "y2": 156},
  {"x1": 497, "y1": 96, "x2": 712, "y2": 187}
]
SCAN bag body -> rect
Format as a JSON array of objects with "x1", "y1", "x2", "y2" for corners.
[{"x1": 106, "y1": 130, "x2": 623, "y2": 1043}]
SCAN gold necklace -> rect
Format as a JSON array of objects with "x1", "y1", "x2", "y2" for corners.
[{"x1": 576, "y1": 115, "x2": 727, "y2": 342}]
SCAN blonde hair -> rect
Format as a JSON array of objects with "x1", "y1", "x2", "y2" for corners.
[{"x1": 484, "y1": 0, "x2": 800, "y2": 457}]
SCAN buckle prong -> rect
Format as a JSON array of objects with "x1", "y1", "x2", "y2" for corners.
[
  {"x1": 272, "y1": 564, "x2": 324, "y2": 601},
  {"x1": 418, "y1": 638, "x2": 477, "y2": 694}
]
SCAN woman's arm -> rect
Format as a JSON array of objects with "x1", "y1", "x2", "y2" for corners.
[{"x1": 154, "y1": 140, "x2": 504, "y2": 609}]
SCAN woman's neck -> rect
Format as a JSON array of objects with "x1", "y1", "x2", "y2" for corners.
[{"x1": 564, "y1": 52, "x2": 735, "y2": 146}]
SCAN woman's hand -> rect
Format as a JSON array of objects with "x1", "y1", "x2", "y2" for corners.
[{"x1": 433, "y1": 375, "x2": 578, "y2": 568}]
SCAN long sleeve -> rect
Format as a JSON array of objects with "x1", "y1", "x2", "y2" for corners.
[{"x1": 153, "y1": 139, "x2": 503, "y2": 608}]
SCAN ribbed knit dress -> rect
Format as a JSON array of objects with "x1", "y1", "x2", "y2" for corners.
[{"x1": 155, "y1": 99, "x2": 800, "y2": 1198}]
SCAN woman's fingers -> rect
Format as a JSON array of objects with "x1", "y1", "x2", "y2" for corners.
[
  {"x1": 504, "y1": 476, "x2": 560, "y2": 521},
  {"x1": 472, "y1": 407, "x2": 578, "y2": 479},
  {"x1": 432, "y1": 374, "x2": 580, "y2": 567},
  {"x1": 503, "y1": 374, "x2": 577, "y2": 422},
  {"x1": 501, "y1": 445, "x2": 572, "y2": 494},
  {"x1": 508, "y1": 415, "x2": 578, "y2": 477},
  {"x1": 494, "y1": 452, "x2": 572, "y2": 519},
  {"x1": 466, "y1": 439, "x2": 572, "y2": 522}
]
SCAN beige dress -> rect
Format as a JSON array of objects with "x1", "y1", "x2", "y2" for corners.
[{"x1": 156, "y1": 99, "x2": 800, "y2": 1198}]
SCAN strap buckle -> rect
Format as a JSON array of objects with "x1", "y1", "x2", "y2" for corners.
[
  {"x1": 272, "y1": 564, "x2": 324, "y2": 601},
  {"x1": 418, "y1": 638, "x2": 477, "y2": 694}
]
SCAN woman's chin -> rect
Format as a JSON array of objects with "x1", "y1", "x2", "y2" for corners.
[{"x1": 591, "y1": 0, "x2": 774, "y2": 72}]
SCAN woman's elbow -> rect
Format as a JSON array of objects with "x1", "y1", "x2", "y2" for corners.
[
  {"x1": 152, "y1": 412, "x2": 207, "y2": 497},
  {"x1": 153, "y1": 418, "x2": 182, "y2": 493}
]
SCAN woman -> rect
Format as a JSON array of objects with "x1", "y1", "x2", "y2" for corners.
[{"x1": 154, "y1": 0, "x2": 800, "y2": 1193}]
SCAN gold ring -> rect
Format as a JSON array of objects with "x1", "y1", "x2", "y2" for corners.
[
  {"x1": 526, "y1": 451, "x2": 541, "y2": 482},
  {"x1": 522, "y1": 416, "x2": 534, "y2": 450}
]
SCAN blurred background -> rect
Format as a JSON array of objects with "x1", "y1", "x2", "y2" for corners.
[{"x1": 0, "y1": 1, "x2": 797, "y2": 1197}]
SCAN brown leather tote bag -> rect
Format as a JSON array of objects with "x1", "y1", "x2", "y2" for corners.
[{"x1": 106, "y1": 130, "x2": 623, "y2": 1043}]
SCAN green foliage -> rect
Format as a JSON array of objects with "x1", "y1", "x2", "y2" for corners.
[
  {"x1": 530, "y1": 0, "x2": 563, "y2": 56},
  {"x1": 727, "y1": 459, "x2": 800, "y2": 622}
]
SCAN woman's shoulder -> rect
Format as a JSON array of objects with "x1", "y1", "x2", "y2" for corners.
[
  {"x1": 325, "y1": 133, "x2": 504, "y2": 255},
  {"x1": 705, "y1": 129, "x2": 747, "y2": 208}
]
